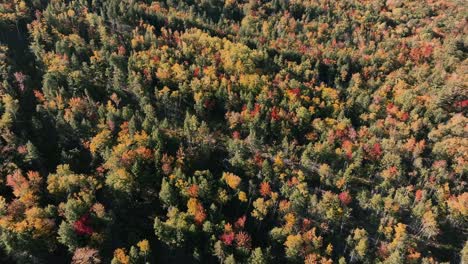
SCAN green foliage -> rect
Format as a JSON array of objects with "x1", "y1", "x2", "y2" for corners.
[{"x1": 0, "y1": 0, "x2": 465, "y2": 263}]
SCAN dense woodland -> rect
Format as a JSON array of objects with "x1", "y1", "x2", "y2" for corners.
[{"x1": 0, "y1": 0, "x2": 467, "y2": 263}]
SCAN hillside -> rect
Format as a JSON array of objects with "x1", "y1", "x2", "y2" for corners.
[{"x1": 0, "y1": 0, "x2": 467, "y2": 263}]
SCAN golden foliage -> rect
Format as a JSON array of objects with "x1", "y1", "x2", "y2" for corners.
[{"x1": 223, "y1": 172, "x2": 241, "y2": 190}]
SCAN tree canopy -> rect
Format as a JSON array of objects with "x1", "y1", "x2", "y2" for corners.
[{"x1": 0, "y1": 0, "x2": 466, "y2": 263}]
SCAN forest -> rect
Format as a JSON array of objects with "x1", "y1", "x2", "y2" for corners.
[{"x1": 0, "y1": 0, "x2": 467, "y2": 263}]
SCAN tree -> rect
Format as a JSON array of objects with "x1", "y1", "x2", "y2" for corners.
[
  {"x1": 249, "y1": 247, "x2": 267, "y2": 264},
  {"x1": 72, "y1": 247, "x2": 101, "y2": 264}
]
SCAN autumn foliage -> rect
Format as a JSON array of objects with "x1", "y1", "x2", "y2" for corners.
[{"x1": 0, "y1": 0, "x2": 466, "y2": 263}]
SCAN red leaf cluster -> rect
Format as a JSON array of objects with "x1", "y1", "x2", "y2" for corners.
[
  {"x1": 220, "y1": 232, "x2": 235, "y2": 246},
  {"x1": 339, "y1": 191, "x2": 352, "y2": 206},
  {"x1": 270, "y1": 107, "x2": 280, "y2": 121},
  {"x1": 259, "y1": 182, "x2": 271, "y2": 197},
  {"x1": 74, "y1": 214, "x2": 94, "y2": 236}
]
